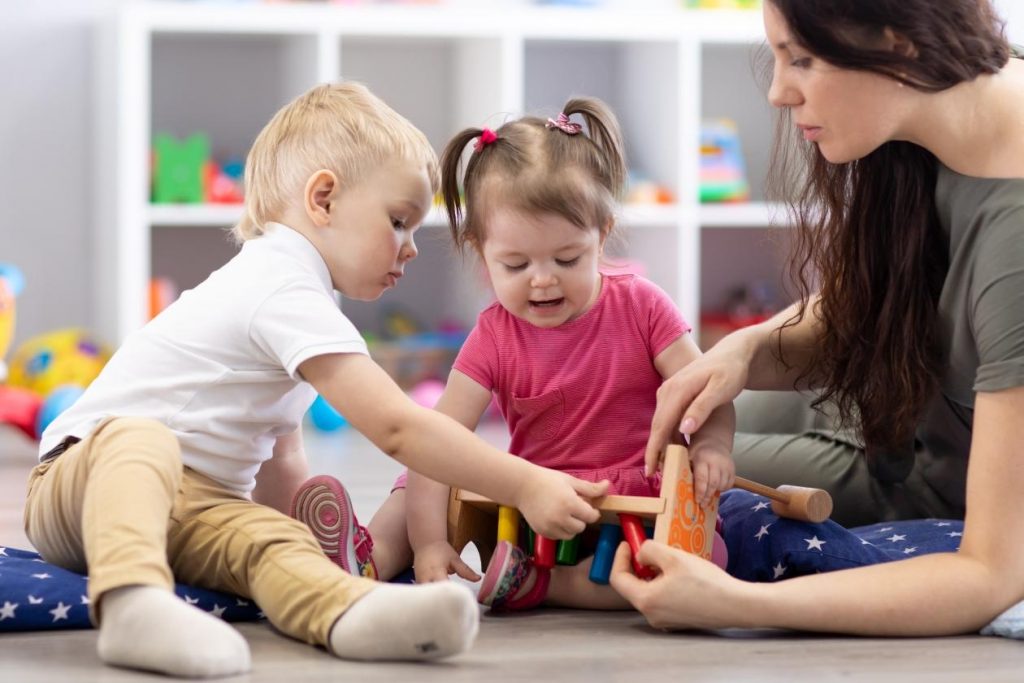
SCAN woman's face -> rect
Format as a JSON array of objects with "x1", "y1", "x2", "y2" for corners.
[{"x1": 763, "y1": 2, "x2": 909, "y2": 164}]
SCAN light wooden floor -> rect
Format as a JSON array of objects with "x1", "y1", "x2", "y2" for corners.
[{"x1": 3, "y1": 424, "x2": 1024, "y2": 682}]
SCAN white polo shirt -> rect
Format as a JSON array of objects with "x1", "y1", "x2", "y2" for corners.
[{"x1": 40, "y1": 223, "x2": 367, "y2": 493}]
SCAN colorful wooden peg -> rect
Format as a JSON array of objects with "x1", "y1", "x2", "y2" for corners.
[
  {"x1": 589, "y1": 523, "x2": 622, "y2": 585},
  {"x1": 619, "y1": 513, "x2": 656, "y2": 580},
  {"x1": 497, "y1": 505, "x2": 520, "y2": 545}
]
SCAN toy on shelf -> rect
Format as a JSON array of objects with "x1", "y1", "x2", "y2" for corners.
[
  {"x1": 448, "y1": 444, "x2": 833, "y2": 584},
  {"x1": 625, "y1": 170, "x2": 674, "y2": 205},
  {"x1": 700, "y1": 119, "x2": 750, "y2": 203},
  {"x1": 151, "y1": 133, "x2": 245, "y2": 205},
  {"x1": 700, "y1": 280, "x2": 780, "y2": 350},
  {"x1": 685, "y1": 0, "x2": 761, "y2": 8},
  {"x1": 205, "y1": 158, "x2": 245, "y2": 204},
  {"x1": 149, "y1": 277, "x2": 179, "y2": 320},
  {"x1": 152, "y1": 133, "x2": 210, "y2": 204},
  {"x1": 368, "y1": 308, "x2": 469, "y2": 391}
]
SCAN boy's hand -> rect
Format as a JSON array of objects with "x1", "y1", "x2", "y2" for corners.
[
  {"x1": 515, "y1": 468, "x2": 609, "y2": 539},
  {"x1": 689, "y1": 443, "x2": 735, "y2": 508},
  {"x1": 413, "y1": 541, "x2": 481, "y2": 584}
]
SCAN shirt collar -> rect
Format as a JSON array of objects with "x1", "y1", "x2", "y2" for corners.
[{"x1": 258, "y1": 222, "x2": 334, "y2": 293}]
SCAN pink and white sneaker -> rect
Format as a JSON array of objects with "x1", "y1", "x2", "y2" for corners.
[
  {"x1": 291, "y1": 474, "x2": 378, "y2": 579},
  {"x1": 477, "y1": 541, "x2": 550, "y2": 612}
]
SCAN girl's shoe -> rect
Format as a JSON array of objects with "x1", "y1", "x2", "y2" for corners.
[
  {"x1": 291, "y1": 475, "x2": 378, "y2": 579},
  {"x1": 477, "y1": 540, "x2": 550, "y2": 612}
]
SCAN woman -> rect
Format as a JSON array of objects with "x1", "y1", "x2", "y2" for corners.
[{"x1": 614, "y1": 0, "x2": 1024, "y2": 635}]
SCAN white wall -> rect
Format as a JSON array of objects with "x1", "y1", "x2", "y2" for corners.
[
  {"x1": 0, "y1": 0, "x2": 1021, "y2": 350},
  {"x1": 0, "y1": 0, "x2": 120, "y2": 350}
]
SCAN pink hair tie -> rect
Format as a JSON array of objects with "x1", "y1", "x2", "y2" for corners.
[
  {"x1": 474, "y1": 128, "x2": 498, "y2": 152},
  {"x1": 546, "y1": 112, "x2": 582, "y2": 135}
]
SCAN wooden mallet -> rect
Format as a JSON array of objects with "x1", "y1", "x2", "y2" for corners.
[{"x1": 733, "y1": 477, "x2": 833, "y2": 523}]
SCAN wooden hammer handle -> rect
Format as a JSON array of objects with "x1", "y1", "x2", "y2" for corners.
[{"x1": 733, "y1": 476, "x2": 790, "y2": 504}]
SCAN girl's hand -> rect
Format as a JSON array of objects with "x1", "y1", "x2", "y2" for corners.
[
  {"x1": 646, "y1": 341, "x2": 751, "y2": 477},
  {"x1": 689, "y1": 442, "x2": 735, "y2": 508},
  {"x1": 515, "y1": 469, "x2": 608, "y2": 539},
  {"x1": 609, "y1": 540, "x2": 740, "y2": 631},
  {"x1": 413, "y1": 540, "x2": 481, "y2": 584}
]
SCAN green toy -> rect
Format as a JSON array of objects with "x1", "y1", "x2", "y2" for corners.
[{"x1": 153, "y1": 133, "x2": 210, "y2": 204}]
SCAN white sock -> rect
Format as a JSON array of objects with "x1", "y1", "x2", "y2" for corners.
[
  {"x1": 329, "y1": 582, "x2": 479, "y2": 661},
  {"x1": 97, "y1": 586, "x2": 251, "y2": 678}
]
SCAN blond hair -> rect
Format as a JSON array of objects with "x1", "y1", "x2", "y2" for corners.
[{"x1": 235, "y1": 82, "x2": 439, "y2": 241}]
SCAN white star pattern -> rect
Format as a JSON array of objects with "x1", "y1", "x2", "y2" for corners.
[
  {"x1": 754, "y1": 524, "x2": 771, "y2": 540},
  {"x1": 772, "y1": 562, "x2": 786, "y2": 579},
  {"x1": 878, "y1": 527, "x2": 893, "y2": 533},
  {"x1": 0, "y1": 548, "x2": 264, "y2": 629},
  {"x1": 0, "y1": 601, "x2": 17, "y2": 621},
  {"x1": 184, "y1": 596, "x2": 200, "y2": 605},
  {"x1": 49, "y1": 602, "x2": 71, "y2": 622},
  {"x1": 902, "y1": 547, "x2": 918, "y2": 555},
  {"x1": 805, "y1": 536, "x2": 826, "y2": 551},
  {"x1": 948, "y1": 531, "x2": 963, "y2": 538},
  {"x1": 751, "y1": 501, "x2": 770, "y2": 512},
  {"x1": 0, "y1": 547, "x2": 7, "y2": 556},
  {"x1": 886, "y1": 534, "x2": 907, "y2": 543},
  {"x1": 935, "y1": 522, "x2": 952, "y2": 527}
]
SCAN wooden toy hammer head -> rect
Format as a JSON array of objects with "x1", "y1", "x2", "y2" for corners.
[{"x1": 772, "y1": 485, "x2": 833, "y2": 523}]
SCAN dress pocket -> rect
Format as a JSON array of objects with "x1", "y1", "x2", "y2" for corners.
[{"x1": 508, "y1": 388, "x2": 565, "y2": 442}]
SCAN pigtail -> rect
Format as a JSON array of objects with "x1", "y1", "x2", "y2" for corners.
[
  {"x1": 440, "y1": 128, "x2": 486, "y2": 254},
  {"x1": 563, "y1": 97, "x2": 627, "y2": 198}
]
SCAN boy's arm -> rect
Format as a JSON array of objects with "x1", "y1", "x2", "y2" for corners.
[
  {"x1": 654, "y1": 334, "x2": 736, "y2": 503},
  {"x1": 407, "y1": 369, "x2": 493, "y2": 582},
  {"x1": 252, "y1": 426, "x2": 310, "y2": 515},
  {"x1": 299, "y1": 352, "x2": 607, "y2": 539}
]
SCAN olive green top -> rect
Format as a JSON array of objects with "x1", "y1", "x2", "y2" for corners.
[{"x1": 917, "y1": 164, "x2": 1024, "y2": 511}]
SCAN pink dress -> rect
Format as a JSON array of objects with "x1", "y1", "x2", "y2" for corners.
[{"x1": 394, "y1": 274, "x2": 689, "y2": 496}]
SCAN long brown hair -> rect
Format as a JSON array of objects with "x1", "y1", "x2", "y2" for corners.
[
  {"x1": 439, "y1": 97, "x2": 627, "y2": 254},
  {"x1": 767, "y1": 0, "x2": 1010, "y2": 450}
]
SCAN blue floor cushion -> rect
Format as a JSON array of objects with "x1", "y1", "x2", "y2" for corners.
[{"x1": 0, "y1": 546, "x2": 263, "y2": 632}]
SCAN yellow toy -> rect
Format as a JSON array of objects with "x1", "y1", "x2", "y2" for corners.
[
  {"x1": 8, "y1": 328, "x2": 111, "y2": 396},
  {"x1": 0, "y1": 279, "x2": 14, "y2": 376}
]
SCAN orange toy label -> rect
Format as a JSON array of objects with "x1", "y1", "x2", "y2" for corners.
[{"x1": 667, "y1": 462, "x2": 719, "y2": 560}]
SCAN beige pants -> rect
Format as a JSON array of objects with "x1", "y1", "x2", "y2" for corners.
[{"x1": 23, "y1": 416, "x2": 375, "y2": 646}]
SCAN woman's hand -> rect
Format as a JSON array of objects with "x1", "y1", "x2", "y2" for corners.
[
  {"x1": 645, "y1": 336, "x2": 753, "y2": 476},
  {"x1": 609, "y1": 541, "x2": 743, "y2": 631},
  {"x1": 413, "y1": 540, "x2": 481, "y2": 584},
  {"x1": 515, "y1": 468, "x2": 609, "y2": 539}
]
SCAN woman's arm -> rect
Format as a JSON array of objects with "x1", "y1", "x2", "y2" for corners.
[
  {"x1": 651, "y1": 335, "x2": 736, "y2": 501},
  {"x1": 617, "y1": 385, "x2": 1024, "y2": 635},
  {"x1": 252, "y1": 427, "x2": 309, "y2": 515},
  {"x1": 299, "y1": 352, "x2": 607, "y2": 540},
  {"x1": 645, "y1": 295, "x2": 823, "y2": 468},
  {"x1": 406, "y1": 369, "x2": 492, "y2": 582}
]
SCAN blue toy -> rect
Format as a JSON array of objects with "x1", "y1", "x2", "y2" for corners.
[
  {"x1": 308, "y1": 394, "x2": 347, "y2": 432},
  {"x1": 35, "y1": 385, "x2": 85, "y2": 438}
]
